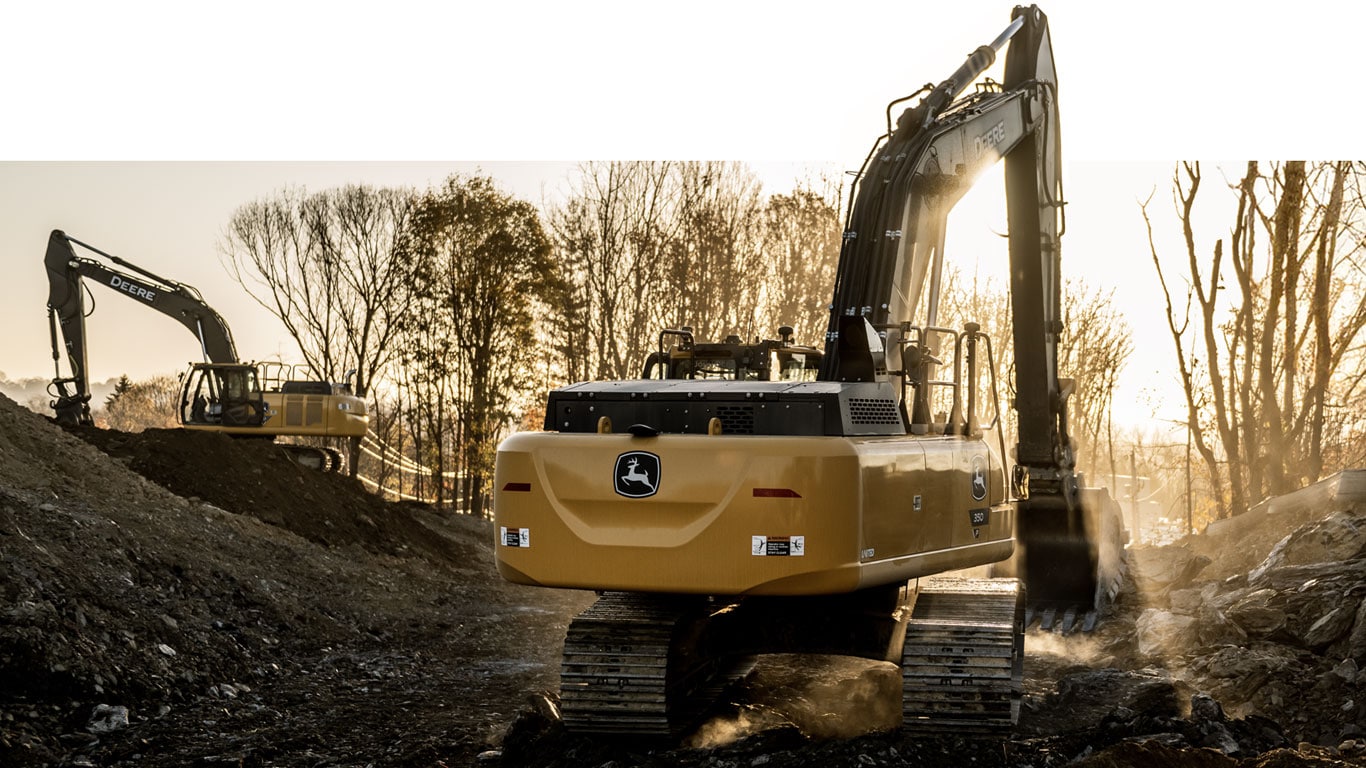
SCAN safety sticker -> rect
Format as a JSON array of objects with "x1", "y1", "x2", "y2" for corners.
[
  {"x1": 500, "y1": 527, "x2": 530, "y2": 548},
  {"x1": 752, "y1": 535, "x2": 805, "y2": 557}
]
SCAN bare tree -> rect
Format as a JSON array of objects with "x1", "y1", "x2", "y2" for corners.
[
  {"x1": 1148, "y1": 161, "x2": 1366, "y2": 518},
  {"x1": 548, "y1": 161, "x2": 678, "y2": 381},
  {"x1": 664, "y1": 162, "x2": 766, "y2": 340},
  {"x1": 759, "y1": 177, "x2": 843, "y2": 344},
  {"x1": 220, "y1": 184, "x2": 417, "y2": 475}
]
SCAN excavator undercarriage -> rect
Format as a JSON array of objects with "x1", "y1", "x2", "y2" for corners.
[{"x1": 558, "y1": 577, "x2": 1025, "y2": 738}]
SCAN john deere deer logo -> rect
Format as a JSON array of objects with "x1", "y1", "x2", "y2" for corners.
[
  {"x1": 614, "y1": 452, "x2": 661, "y2": 498},
  {"x1": 971, "y1": 455, "x2": 988, "y2": 501}
]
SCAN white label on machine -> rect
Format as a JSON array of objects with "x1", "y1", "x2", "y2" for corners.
[
  {"x1": 500, "y1": 527, "x2": 530, "y2": 548},
  {"x1": 752, "y1": 535, "x2": 804, "y2": 557}
]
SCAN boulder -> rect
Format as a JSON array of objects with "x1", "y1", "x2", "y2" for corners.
[
  {"x1": 1248, "y1": 510, "x2": 1366, "y2": 583},
  {"x1": 1171, "y1": 583, "x2": 1218, "y2": 616},
  {"x1": 1349, "y1": 600, "x2": 1366, "y2": 661},
  {"x1": 1226, "y1": 589, "x2": 1287, "y2": 637},
  {"x1": 1301, "y1": 604, "x2": 1358, "y2": 650},
  {"x1": 1130, "y1": 546, "x2": 1210, "y2": 594},
  {"x1": 1136, "y1": 609, "x2": 1199, "y2": 657}
]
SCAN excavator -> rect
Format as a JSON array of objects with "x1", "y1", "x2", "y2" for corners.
[
  {"x1": 44, "y1": 229, "x2": 368, "y2": 472},
  {"x1": 493, "y1": 5, "x2": 1125, "y2": 737}
]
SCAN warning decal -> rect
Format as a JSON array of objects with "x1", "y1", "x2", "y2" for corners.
[
  {"x1": 500, "y1": 527, "x2": 530, "y2": 548},
  {"x1": 752, "y1": 535, "x2": 805, "y2": 557}
]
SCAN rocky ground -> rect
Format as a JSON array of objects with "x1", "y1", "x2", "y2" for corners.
[{"x1": 1, "y1": 390, "x2": 1364, "y2": 766}]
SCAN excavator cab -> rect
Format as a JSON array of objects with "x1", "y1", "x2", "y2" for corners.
[{"x1": 181, "y1": 363, "x2": 267, "y2": 428}]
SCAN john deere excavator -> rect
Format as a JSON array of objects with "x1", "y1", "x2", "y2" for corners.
[
  {"x1": 493, "y1": 5, "x2": 1125, "y2": 737},
  {"x1": 44, "y1": 229, "x2": 368, "y2": 471}
]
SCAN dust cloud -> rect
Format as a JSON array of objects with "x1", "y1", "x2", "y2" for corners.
[{"x1": 687, "y1": 654, "x2": 903, "y2": 748}]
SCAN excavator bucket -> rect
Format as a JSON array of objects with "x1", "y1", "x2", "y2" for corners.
[{"x1": 1008, "y1": 487, "x2": 1127, "y2": 632}]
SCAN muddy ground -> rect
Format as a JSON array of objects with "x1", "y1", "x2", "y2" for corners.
[{"x1": 0, "y1": 391, "x2": 1362, "y2": 767}]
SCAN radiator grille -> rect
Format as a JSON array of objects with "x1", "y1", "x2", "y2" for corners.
[{"x1": 847, "y1": 398, "x2": 901, "y2": 425}]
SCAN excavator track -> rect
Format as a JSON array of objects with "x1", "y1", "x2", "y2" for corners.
[
  {"x1": 559, "y1": 592, "x2": 750, "y2": 738},
  {"x1": 901, "y1": 577, "x2": 1024, "y2": 735}
]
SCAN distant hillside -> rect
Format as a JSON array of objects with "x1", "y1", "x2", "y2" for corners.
[{"x1": 0, "y1": 373, "x2": 119, "y2": 415}]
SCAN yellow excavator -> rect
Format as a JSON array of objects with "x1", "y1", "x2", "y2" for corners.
[
  {"x1": 494, "y1": 5, "x2": 1125, "y2": 737},
  {"x1": 44, "y1": 229, "x2": 368, "y2": 471}
]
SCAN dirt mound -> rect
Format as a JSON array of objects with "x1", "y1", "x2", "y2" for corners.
[
  {"x1": 0, "y1": 395, "x2": 591, "y2": 767},
  {"x1": 68, "y1": 426, "x2": 481, "y2": 567}
]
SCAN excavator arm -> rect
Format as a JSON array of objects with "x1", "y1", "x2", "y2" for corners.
[
  {"x1": 820, "y1": 6, "x2": 1105, "y2": 616},
  {"x1": 45, "y1": 229, "x2": 239, "y2": 425}
]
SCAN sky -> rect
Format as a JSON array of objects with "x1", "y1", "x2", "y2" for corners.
[{"x1": 3, "y1": 1, "x2": 1361, "y2": 438}]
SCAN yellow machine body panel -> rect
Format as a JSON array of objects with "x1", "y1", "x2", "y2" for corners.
[
  {"x1": 187, "y1": 390, "x2": 368, "y2": 434},
  {"x1": 493, "y1": 431, "x2": 1012, "y2": 596},
  {"x1": 181, "y1": 391, "x2": 368, "y2": 438},
  {"x1": 179, "y1": 362, "x2": 369, "y2": 439},
  {"x1": 259, "y1": 391, "x2": 368, "y2": 438}
]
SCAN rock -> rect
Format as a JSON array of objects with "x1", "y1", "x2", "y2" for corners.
[
  {"x1": 1135, "y1": 609, "x2": 1199, "y2": 656},
  {"x1": 1226, "y1": 590, "x2": 1287, "y2": 637},
  {"x1": 157, "y1": 643, "x2": 176, "y2": 656},
  {"x1": 1170, "y1": 584, "x2": 1217, "y2": 616},
  {"x1": 1130, "y1": 546, "x2": 1209, "y2": 592},
  {"x1": 475, "y1": 750, "x2": 502, "y2": 764},
  {"x1": 1198, "y1": 723, "x2": 1243, "y2": 755},
  {"x1": 1350, "y1": 600, "x2": 1366, "y2": 660},
  {"x1": 58, "y1": 732, "x2": 99, "y2": 747},
  {"x1": 1192, "y1": 644, "x2": 1304, "y2": 705},
  {"x1": 1250, "y1": 510, "x2": 1366, "y2": 582},
  {"x1": 1195, "y1": 607, "x2": 1249, "y2": 648},
  {"x1": 87, "y1": 704, "x2": 129, "y2": 734},
  {"x1": 1190, "y1": 693, "x2": 1226, "y2": 724},
  {"x1": 1303, "y1": 604, "x2": 1358, "y2": 649},
  {"x1": 1331, "y1": 659, "x2": 1358, "y2": 684}
]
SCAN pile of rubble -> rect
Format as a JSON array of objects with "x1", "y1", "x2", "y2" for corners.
[{"x1": 1122, "y1": 471, "x2": 1366, "y2": 751}]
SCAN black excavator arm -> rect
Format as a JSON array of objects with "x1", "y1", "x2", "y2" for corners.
[
  {"x1": 819, "y1": 6, "x2": 1102, "y2": 614},
  {"x1": 44, "y1": 229, "x2": 240, "y2": 426}
]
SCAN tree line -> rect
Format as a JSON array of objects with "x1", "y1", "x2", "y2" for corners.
[
  {"x1": 89, "y1": 159, "x2": 1366, "y2": 532},
  {"x1": 216, "y1": 163, "x2": 843, "y2": 514}
]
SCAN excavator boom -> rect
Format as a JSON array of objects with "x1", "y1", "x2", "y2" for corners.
[{"x1": 45, "y1": 230, "x2": 239, "y2": 425}]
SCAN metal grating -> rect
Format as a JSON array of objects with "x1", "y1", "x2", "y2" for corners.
[
  {"x1": 847, "y1": 397, "x2": 901, "y2": 425},
  {"x1": 716, "y1": 405, "x2": 755, "y2": 434}
]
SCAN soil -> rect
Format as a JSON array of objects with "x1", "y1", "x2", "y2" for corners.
[{"x1": 0, "y1": 392, "x2": 1359, "y2": 767}]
